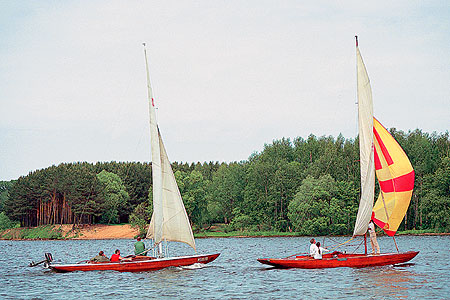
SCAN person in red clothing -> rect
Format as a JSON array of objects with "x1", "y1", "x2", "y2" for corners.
[{"x1": 110, "y1": 249, "x2": 123, "y2": 262}]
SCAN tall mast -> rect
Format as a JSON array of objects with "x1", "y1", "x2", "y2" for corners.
[
  {"x1": 353, "y1": 36, "x2": 376, "y2": 236},
  {"x1": 143, "y1": 44, "x2": 196, "y2": 254},
  {"x1": 143, "y1": 43, "x2": 164, "y2": 256},
  {"x1": 143, "y1": 43, "x2": 154, "y2": 103}
]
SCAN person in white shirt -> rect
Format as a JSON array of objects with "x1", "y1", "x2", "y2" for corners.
[
  {"x1": 368, "y1": 221, "x2": 380, "y2": 254},
  {"x1": 314, "y1": 242, "x2": 329, "y2": 259},
  {"x1": 310, "y1": 238, "x2": 318, "y2": 257}
]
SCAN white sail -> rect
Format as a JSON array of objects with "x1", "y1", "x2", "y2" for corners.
[
  {"x1": 144, "y1": 46, "x2": 196, "y2": 251},
  {"x1": 353, "y1": 40, "x2": 375, "y2": 236}
]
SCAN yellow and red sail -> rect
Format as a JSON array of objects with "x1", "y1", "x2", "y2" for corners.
[{"x1": 372, "y1": 118, "x2": 415, "y2": 236}]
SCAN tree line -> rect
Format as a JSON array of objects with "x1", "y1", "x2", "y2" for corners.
[{"x1": 1, "y1": 128, "x2": 449, "y2": 234}]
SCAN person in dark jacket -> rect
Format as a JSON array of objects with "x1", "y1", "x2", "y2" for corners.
[{"x1": 90, "y1": 251, "x2": 110, "y2": 262}]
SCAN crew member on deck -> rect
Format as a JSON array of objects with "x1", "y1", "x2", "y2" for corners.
[
  {"x1": 110, "y1": 249, "x2": 124, "y2": 262},
  {"x1": 368, "y1": 221, "x2": 380, "y2": 254},
  {"x1": 90, "y1": 251, "x2": 110, "y2": 262},
  {"x1": 314, "y1": 242, "x2": 329, "y2": 259},
  {"x1": 310, "y1": 238, "x2": 318, "y2": 257},
  {"x1": 134, "y1": 236, "x2": 146, "y2": 256}
]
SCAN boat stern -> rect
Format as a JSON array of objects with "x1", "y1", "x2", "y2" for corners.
[{"x1": 257, "y1": 258, "x2": 288, "y2": 268}]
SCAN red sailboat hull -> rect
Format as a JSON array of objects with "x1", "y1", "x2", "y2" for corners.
[
  {"x1": 50, "y1": 253, "x2": 220, "y2": 272},
  {"x1": 257, "y1": 251, "x2": 418, "y2": 269}
]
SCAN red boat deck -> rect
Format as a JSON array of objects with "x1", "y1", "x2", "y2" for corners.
[
  {"x1": 50, "y1": 253, "x2": 220, "y2": 272},
  {"x1": 258, "y1": 251, "x2": 419, "y2": 269}
]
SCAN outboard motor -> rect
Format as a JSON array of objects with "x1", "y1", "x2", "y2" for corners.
[
  {"x1": 44, "y1": 253, "x2": 53, "y2": 268},
  {"x1": 29, "y1": 253, "x2": 53, "y2": 268},
  {"x1": 45, "y1": 253, "x2": 53, "y2": 263}
]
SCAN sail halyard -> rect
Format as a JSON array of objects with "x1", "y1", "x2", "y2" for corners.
[
  {"x1": 143, "y1": 45, "x2": 196, "y2": 251},
  {"x1": 353, "y1": 38, "x2": 376, "y2": 236}
]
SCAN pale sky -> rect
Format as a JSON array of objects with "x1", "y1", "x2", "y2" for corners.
[{"x1": 1, "y1": 1, "x2": 449, "y2": 181}]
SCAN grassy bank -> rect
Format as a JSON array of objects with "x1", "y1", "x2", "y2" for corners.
[
  {"x1": 196, "y1": 228, "x2": 450, "y2": 238},
  {"x1": 1, "y1": 225, "x2": 448, "y2": 240},
  {"x1": 0, "y1": 225, "x2": 67, "y2": 240},
  {"x1": 396, "y1": 229, "x2": 448, "y2": 235},
  {"x1": 194, "y1": 231, "x2": 302, "y2": 238}
]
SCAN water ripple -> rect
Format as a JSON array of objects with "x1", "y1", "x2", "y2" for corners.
[{"x1": 0, "y1": 236, "x2": 449, "y2": 299}]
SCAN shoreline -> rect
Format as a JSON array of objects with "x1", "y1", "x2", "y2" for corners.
[{"x1": 1, "y1": 224, "x2": 449, "y2": 240}]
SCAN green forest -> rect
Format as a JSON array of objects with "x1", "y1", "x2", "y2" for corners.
[{"x1": 1, "y1": 128, "x2": 449, "y2": 235}]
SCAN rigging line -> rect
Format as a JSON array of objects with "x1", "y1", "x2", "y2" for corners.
[
  {"x1": 327, "y1": 241, "x2": 360, "y2": 250},
  {"x1": 392, "y1": 236, "x2": 399, "y2": 253},
  {"x1": 328, "y1": 236, "x2": 355, "y2": 251},
  {"x1": 134, "y1": 242, "x2": 159, "y2": 256},
  {"x1": 380, "y1": 190, "x2": 390, "y2": 223},
  {"x1": 338, "y1": 243, "x2": 360, "y2": 248},
  {"x1": 161, "y1": 210, "x2": 187, "y2": 224},
  {"x1": 121, "y1": 91, "x2": 151, "y2": 185},
  {"x1": 351, "y1": 238, "x2": 365, "y2": 254},
  {"x1": 285, "y1": 252, "x2": 308, "y2": 259},
  {"x1": 120, "y1": 93, "x2": 151, "y2": 197},
  {"x1": 380, "y1": 188, "x2": 399, "y2": 252},
  {"x1": 324, "y1": 235, "x2": 347, "y2": 244},
  {"x1": 115, "y1": 44, "x2": 154, "y2": 188},
  {"x1": 324, "y1": 238, "x2": 361, "y2": 250}
]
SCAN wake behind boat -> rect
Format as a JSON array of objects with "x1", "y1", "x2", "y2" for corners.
[
  {"x1": 257, "y1": 36, "x2": 419, "y2": 269},
  {"x1": 32, "y1": 45, "x2": 219, "y2": 272}
]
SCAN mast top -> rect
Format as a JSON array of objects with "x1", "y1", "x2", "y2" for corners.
[{"x1": 355, "y1": 36, "x2": 358, "y2": 47}]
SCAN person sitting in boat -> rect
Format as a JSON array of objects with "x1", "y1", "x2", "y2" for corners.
[
  {"x1": 134, "y1": 236, "x2": 147, "y2": 256},
  {"x1": 314, "y1": 242, "x2": 329, "y2": 259},
  {"x1": 368, "y1": 220, "x2": 380, "y2": 255},
  {"x1": 110, "y1": 249, "x2": 124, "y2": 262},
  {"x1": 90, "y1": 251, "x2": 110, "y2": 262},
  {"x1": 310, "y1": 238, "x2": 318, "y2": 257}
]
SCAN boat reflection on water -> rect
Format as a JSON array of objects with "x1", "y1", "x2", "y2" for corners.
[
  {"x1": 143, "y1": 267, "x2": 191, "y2": 290},
  {"x1": 354, "y1": 265, "x2": 424, "y2": 299},
  {"x1": 139, "y1": 263, "x2": 221, "y2": 298}
]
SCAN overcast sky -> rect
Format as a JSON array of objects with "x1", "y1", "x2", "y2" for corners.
[{"x1": 1, "y1": 1, "x2": 449, "y2": 181}]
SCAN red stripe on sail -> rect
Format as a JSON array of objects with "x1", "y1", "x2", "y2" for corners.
[
  {"x1": 372, "y1": 215, "x2": 396, "y2": 237},
  {"x1": 374, "y1": 147, "x2": 382, "y2": 170},
  {"x1": 152, "y1": 98, "x2": 155, "y2": 107},
  {"x1": 371, "y1": 212, "x2": 385, "y2": 229},
  {"x1": 378, "y1": 170, "x2": 415, "y2": 193},
  {"x1": 383, "y1": 228, "x2": 395, "y2": 237},
  {"x1": 373, "y1": 127, "x2": 394, "y2": 165}
]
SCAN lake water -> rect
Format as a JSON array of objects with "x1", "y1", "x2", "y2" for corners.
[{"x1": 0, "y1": 235, "x2": 449, "y2": 299}]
